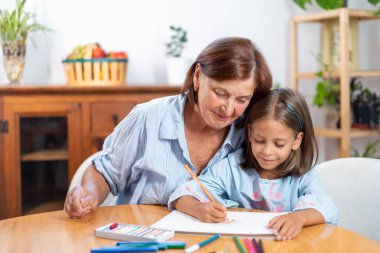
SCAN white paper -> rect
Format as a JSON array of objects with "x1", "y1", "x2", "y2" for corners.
[{"x1": 151, "y1": 210, "x2": 286, "y2": 235}]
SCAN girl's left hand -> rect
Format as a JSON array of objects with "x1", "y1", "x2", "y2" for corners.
[{"x1": 267, "y1": 213, "x2": 304, "y2": 240}]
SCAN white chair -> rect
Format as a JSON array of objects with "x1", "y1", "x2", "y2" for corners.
[
  {"x1": 68, "y1": 151, "x2": 117, "y2": 206},
  {"x1": 315, "y1": 157, "x2": 380, "y2": 242}
]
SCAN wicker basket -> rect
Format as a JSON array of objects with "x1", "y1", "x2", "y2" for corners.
[{"x1": 62, "y1": 58, "x2": 128, "y2": 86}]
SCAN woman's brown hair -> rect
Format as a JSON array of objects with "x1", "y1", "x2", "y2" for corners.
[
  {"x1": 181, "y1": 37, "x2": 272, "y2": 108},
  {"x1": 242, "y1": 88, "x2": 318, "y2": 177}
]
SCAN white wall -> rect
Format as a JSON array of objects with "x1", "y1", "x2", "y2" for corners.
[
  {"x1": 0, "y1": 0, "x2": 297, "y2": 85},
  {"x1": 0, "y1": 0, "x2": 379, "y2": 161}
]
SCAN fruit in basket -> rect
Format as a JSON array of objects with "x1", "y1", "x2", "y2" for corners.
[
  {"x1": 108, "y1": 51, "x2": 127, "y2": 59},
  {"x1": 92, "y1": 45, "x2": 106, "y2": 58},
  {"x1": 67, "y1": 45, "x2": 86, "y2": 59}
]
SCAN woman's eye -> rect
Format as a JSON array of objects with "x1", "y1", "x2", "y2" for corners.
[
  {"x1": 275, "y1": 143, "x2": 285, "y2": 148},
  {"x1": 237, "y1": 98, "x2": 249, "y2": 104},
  {"x1": 214, "y1": 90, "x2": 226, "y2": 97},
  {"x1": 254, "y1": 139, "x2": 264, "y2": 144}
]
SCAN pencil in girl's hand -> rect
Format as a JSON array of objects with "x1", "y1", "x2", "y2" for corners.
[{"x1": 184, "y1": 164, "x2": 215, "y2": 203}]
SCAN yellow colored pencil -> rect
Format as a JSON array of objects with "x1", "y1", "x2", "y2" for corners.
[{"x1": 184, "y1": 164, "x2": 216, "y2": 203}]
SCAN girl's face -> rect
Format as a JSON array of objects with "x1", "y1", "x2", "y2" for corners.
[
  {"x1": 248, "y1": 118, "x2": 303, "y2": 179},
  {"x1": 193, "y1": 65, "x2": 254, "y2": 130}
]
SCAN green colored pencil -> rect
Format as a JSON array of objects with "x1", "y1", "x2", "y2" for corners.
[{"x1": 233, "y1": 236, "x2": 246, "y2": 253}]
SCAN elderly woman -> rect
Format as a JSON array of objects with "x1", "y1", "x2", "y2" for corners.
[{"x1": 65, "y1": 37, "x2": 272, "y2": 218}]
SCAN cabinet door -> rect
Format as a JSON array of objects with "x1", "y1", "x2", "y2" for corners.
[{"x1": 1, "y1": 102, "x2": 81, "y2": 218}]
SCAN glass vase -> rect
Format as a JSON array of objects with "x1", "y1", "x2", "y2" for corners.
[{"x1": 2, "y1": 38, "x2": 26, "y2": 85}]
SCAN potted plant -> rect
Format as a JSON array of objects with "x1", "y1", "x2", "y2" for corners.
[
  {"x1": 165, "y1": 25, "x2": 189, "y2": 85},
  {"x1": 0, "y1": 0, "x2": 48, "y2": 84},
  {"x1": 313, "y1": 63, "x2": 341, "y2": 128},
  {"x1": 350, "y1": 78, "x2": 380, "y2": 129},
  {"x1": 352, "y1": 139, "x2": 380, "y2": 158}
]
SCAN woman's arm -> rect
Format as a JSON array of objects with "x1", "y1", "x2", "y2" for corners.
[{"x1": 64, "y1": 165, "x2": 110, "y2": 218}]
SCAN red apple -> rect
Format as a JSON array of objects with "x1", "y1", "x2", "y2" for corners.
[
  {"x1": 92, "y1": 47, "x2": 106, "y2": 58},
  {"x1": 115, "y1": 51, "x2": 127, "y2": 59}
]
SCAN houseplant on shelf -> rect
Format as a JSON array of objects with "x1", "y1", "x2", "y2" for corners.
[
  {"x1": 165, "y1": 25, "x2": 189, "y2": 86},
  {"x1": 293, "y1": 0, "x2": 380, "y2": 13},
  {"x1": 313, "y1": 63, "x2": 341, "y2": 129},
  {"x1": 0, "y1": 0, "x2": 48, "y2": 84}
]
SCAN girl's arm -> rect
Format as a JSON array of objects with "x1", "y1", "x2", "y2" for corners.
[
  {"x1": 267, "y1": 169, "x2": 338, "y2": 241},
  {"x1": 267, "y1": 209, "x2": 325, "y2": 240},
  {"x1": 173, "y1": 195, "x2": 227, "y2": 223}
]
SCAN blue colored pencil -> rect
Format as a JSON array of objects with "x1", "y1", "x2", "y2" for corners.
[{"x1": 185, "y1": 234, "x2": 221, "y2": 253}]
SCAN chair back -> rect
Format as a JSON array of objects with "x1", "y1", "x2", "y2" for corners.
[
  {"x1": 315, "y1": 157, "x2": 380, "y2": 242},
  {"x1": 68, "y1": 151, "x2": 117, "y2": 206}
]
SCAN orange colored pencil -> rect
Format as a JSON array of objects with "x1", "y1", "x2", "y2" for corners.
[{"x1": 184, "y1": 164, "x2": 216, "y2": 203}]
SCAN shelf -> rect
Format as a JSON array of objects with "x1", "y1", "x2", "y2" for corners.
[
  {"x1": 296, "y1": 70, "x2": 380, "y2": 79},
  {"x1": 21, "y1": 149, "x2": 68, "y2": 162},
  {"x1": 315, "y1": 127, "x2": 379, "y2": 138},
  {"x1": 292, "y1": 9, "x2": 379, "y2": 23}
]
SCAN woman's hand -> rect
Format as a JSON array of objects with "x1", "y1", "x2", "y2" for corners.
[
  {"x1": 64, "y1": 186, "x2": 98, "y2": 218},
  {"x1": 267, "y1": 209, "x2": 325, "y2": 241}
]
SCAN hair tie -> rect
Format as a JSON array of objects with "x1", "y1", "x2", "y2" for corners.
[{"x1": 286, "y1": 103, "x2": 303, "y2": 131}]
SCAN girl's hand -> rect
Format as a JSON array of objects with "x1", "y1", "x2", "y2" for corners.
[
  {"x1": 267, "y1": 212, "x2": 304, "y2": 241},
  {"x1": 194, "y1": 201, "x2": 227, "y2": 223}
]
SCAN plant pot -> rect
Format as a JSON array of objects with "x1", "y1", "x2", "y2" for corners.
[
  {"x1": 324, "y1": 104, "x2": 340, "y2": 129},
  {"x1": 166, "y1": 57, "x2": 190, "y2": 86},
  {"x1": 2, "y1": 38, "x2": 26, "y2": 85}
]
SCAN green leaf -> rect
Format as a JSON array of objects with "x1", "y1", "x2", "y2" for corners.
[
  {"x1": 316, "y1": 0, "x2": 344, "y2": 10},
  {"x1": 293, "y1": 0, "x2": 312, "y2": 10},
  {"x1": 374, "y1": 8, "x2": 380, "y2": 16},
  {"x1": 368, "y1": 0, "x2": 380, "y2": 6}
]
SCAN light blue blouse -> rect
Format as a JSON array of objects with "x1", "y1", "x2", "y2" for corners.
[
  {"x1": 168, "y1": 149, "x2": 339, "y2": 225},
  {"x1": 93, "y1": 94, "x2": 245, "y2": 205}
]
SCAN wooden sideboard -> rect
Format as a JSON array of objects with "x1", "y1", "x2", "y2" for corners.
[{"x1": 0, "y1": 85, "x2": 181, "y2": 219}]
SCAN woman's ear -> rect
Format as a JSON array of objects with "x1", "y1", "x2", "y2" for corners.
[
  {"x1": 292, "y1": 132, "x2": 304, "y2": 150},
  {"x1": 193, "y1": 63, "x2": 201, "y2": 91}
]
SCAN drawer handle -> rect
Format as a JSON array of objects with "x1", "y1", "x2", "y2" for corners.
[{"x1": 112, "y1": 114, "x2": 119, "y2": 126}]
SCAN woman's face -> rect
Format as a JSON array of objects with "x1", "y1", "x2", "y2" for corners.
[{"x1": 193, "y1": 65, "x2": 255, "y2": 130}]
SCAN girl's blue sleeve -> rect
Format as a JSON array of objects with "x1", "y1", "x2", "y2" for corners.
[
  {"x1": 168, "y1": 157, "x2": 238, "y2": 210},
  {"x1": 294, "y1": 169, "x2": 339, "y2": 225}
]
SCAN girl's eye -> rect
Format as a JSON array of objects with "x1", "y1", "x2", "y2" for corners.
[
  {"x1": 254, "y1": 139, "x2": 265, "y2": 144},
  {"x1": 275, "y1": 143, "x2": 285, "y2": 148}
]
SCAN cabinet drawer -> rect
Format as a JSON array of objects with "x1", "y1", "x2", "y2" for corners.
[{"x1": 90, "y1": 102, "x2": 136, "y2": 136}]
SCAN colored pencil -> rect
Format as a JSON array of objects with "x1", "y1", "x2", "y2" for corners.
[
  {"x1": 252, "y1": 238, "x2": 261, "y2": 253},
  {"x1": 258, "y1": 239, "x2": 264, "y2": 253},
  {"x1": 184, "y1": 164, "x2": 215, "y2": 203},
  {"x1": 185, "y1": 234, "x2": 220, "y2": 253},
  {"x1": 244, "y1": 238, "x2": 255, "y2": 253},
  {"x1": 233, "y1": 236, "x2": 246, "y2": 253}
]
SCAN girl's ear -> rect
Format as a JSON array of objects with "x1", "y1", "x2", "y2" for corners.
[
  {"x1": 292, "y1": 132, "x2": 304, "y2": 150},
  {"x1": 247, "y1": 124, "x2": 252, "y2": 142}
]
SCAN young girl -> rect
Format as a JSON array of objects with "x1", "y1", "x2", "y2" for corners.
[{"x1": 168, "y1": 88, "x2": 338, "y2": 241}]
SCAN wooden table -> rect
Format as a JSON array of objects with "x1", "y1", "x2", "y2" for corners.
[{"x1": 0, "y1": 205, "x2": 379, "y2": 253}]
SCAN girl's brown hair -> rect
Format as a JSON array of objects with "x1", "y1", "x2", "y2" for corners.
[
  {"x1": 181, "y1": 37, "x2": 272, "y2": 108},
  {"x1": 242, "y1": 88, "x2": 318, "y2": 177}
]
